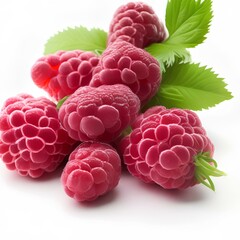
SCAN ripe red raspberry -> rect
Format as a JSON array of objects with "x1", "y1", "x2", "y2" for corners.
[
  {"x1": 31, "y1": 50, "x2": 99, "y2": 101},
  {"x1": 90, "y1": 40, "x2": 161, "y2": 106},
  {"x1": 120, "y1": 106, "x2": 225, "y2": 190},
  {"x1": 59, "y1": 84, "x2": 140, "y2": 143},
  {"x1": 0, "y1": 94, "x2": 76, "y2": 178},
  {"x1": 108, "y1": 2, "x2": 167, "y2": 48},
  {"x1": 61, "y1": 142, "x2": 121, "y2": 202}
]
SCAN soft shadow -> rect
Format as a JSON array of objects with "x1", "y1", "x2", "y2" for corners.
[
  {"x1": 3, "y1": 160, "x2": 66, "y2": 185},
  {"x1": 119, "y1": 169, "x2": 208, "y2": 203},
  {"x1": 136, "y1": 179, "x2": 208, "y2": 203},
  {"x1": 77, "y1": 189, "x2": 119, "y2": 208},
  {"x1": 35, "y1": 162, "x2": 66, "y2": 182}
]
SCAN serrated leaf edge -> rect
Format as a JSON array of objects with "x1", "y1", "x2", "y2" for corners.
[{"x1": 44, "y1": 25, "x2": 107, "y2": 55}]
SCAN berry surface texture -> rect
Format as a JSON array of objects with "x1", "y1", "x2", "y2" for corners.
[
  {"x1": 120, "y1": 106, "x2": 215, "y2": 189},
  {"x1": 61, "y1": 142, "x2": 121, "y2": 201},
  {"x1": 59, "y1": 84, "x2": 140, "y2": 142},
  {"x1": 0, "y1": 94, "x2": 76, "y2": 178},
  {"x1": 0, "y1": 0, "x2": 235, "y2": 220},
  {"x1": 0, "y1": 0, "x2": 239, "y2": 239}
]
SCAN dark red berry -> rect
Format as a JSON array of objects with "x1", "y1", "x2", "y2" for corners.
[
  {"x1": 0, "y1": 94, "x2": 76, "y2": 178},
  {"x1": 59, "y1": 84, "x2": 140, "y2": 143},
  {"x1": 120, "y1": 106, "x2": 225, "y2": 190},
  {"x1": 31, "y1": 50, "x2": 99, "y2": 101},
  {"x1": 90, "y1": 40, "x2": 161, "y2": 106},
  {"x1": 61, "y1": 142, "x2": 121, "y2": 201},
  {"x1": 108, "y1": 2, "x2": 167, "y2": 48}
]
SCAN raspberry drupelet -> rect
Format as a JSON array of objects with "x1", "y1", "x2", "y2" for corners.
[
  {"x1": 90, "y1": 40, "x2": 161, "y2": 106},
  {"x1": 58, "y1": 84, "x2": 140, "y2": 143},
  {"x1": 0, "y1": 94, "x2": 76, "y2": 178},
  {"x1": 31, "y1": 50, "x2": 99, "y2": 101},
  {"x1": 61, "y1": 142, "x2": 121, "y2": 202},
  {"x1": 120, "y1": 106, "x2": 225, "y2": 190},
  {"x1": 108, "y1": 2, "x2": 167, "y2": 48}
]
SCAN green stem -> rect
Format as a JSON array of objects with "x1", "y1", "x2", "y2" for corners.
[
  {"x1": 194, "y1": 152, "x2": 226, "y2": 191},
  {"x1": 94, "y1": 49, "x2": 104, "y2": 56},
  {"x1": 122, "y1": 126, "x2": 132, "y2": 137},
  {"x1": 200, "y1": 154, "x2": 218, "y2": 167},
  {"x1": 195, "y1": 169, "x2": 215, "y2": 191},
  {"x1": 57, "y1": 96, "x2": 69, "y2": 110}
]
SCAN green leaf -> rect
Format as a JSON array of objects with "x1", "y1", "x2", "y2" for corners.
[
  {"x1": 145, "y1": 43, "x2": 191, "y2": 72},
  {"x1": 57, "y1": 96, "x2": 69, "y2": 110},
  {"x1": 165, "y1": 0, "x2": 213, "y2": 47},
  {"x1": 146, "y1": 0, "x2": 213, "y2": 71},
  {"x1": 146, "y1": 62, "x2": 233, "y2": 110},
  {"x1": 44, "y1": 26, "x2": 107, "y2": 55}
]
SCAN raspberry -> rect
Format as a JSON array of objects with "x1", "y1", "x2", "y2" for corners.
[
  {"x1": 108, "y1": 2, "x2": 167, "y2": 48},
  {"x1": 0, "y1": 94, "x2": 76, "y2": 178},
  {"x1": 31, "y1": 50, "x2": 99, "y2": 101},
  {"x1": 61, "y1": 142, "x2": 121, "y2": 202},
  {"x1": 90, "y1": 40, "x2": 161, "y2": 105},
  {"x1": 120, "y1": 106, "x2": 225, "y2": 190},
  {"x1": 59, "y1": 84, "x2": 140, "y2": 142}
]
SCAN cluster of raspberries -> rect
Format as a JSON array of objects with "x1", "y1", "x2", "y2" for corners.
[{"x1": 0, "y1": 2, "x2": 223, "y2": 202}]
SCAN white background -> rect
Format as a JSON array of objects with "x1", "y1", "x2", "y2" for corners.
[{"x1": 0, "y1": 0, "x2": 239, "y2": 239}]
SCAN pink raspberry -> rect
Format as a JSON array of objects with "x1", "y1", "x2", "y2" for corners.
[
  {"x1": 59, "y1": 84, "x2": 140, "y2": 143},
  {"x1": 0, "y1": 94, "x2": 76, "y2": 178},
  {"x1": 108, "y1": 2, "x2": 167, "y2": 48},
  {"x1": 61, "y1": 142, "x2": 121, "y2": 202},
  {"x1": 120, "y1": 106, "x2": 225, "y2": 190},
  {"x1": 31, "y1": 50, "x2": 99, "y2": 101},
  {"x1": 90, "y1": 40, "x2": 161, "y2": 106}
]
